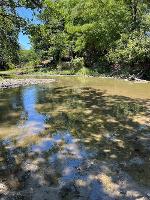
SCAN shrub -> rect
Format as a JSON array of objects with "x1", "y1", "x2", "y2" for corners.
[
  {"x1": 108, "y1": 31, "x2": 150, "y2": 76},
  {"x1": 71, "y1": 57, "x2": 84, "y2": 70},
  {"x1": 8, "y1": 63, "x2": 16, "y2": 70},
  {"x1": 76, "y1": 67, "x2": 98, "y2": 76}
]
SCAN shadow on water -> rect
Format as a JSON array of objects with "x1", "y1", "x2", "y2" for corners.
[{"x1": 0, "y1": 81, "x2": 150, "y2": 199}]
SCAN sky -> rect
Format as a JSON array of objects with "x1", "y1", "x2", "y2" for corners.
[
  {"x1": 18, "y1": 32, "x2": 31, "y2": 50},
  {"x1": 17, "y1": 8, "x2": 41, "y2": 50}
]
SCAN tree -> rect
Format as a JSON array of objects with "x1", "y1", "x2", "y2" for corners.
[
  {"x1": 0, "y1": 0, "x2": 43, "y2": 69},
  {"x1": 0, "y1": 8, "x2": 20, "y2": 68},
  {"x1": 108, "y1": 1, "x2": 150, "y2": 79},
  {"x1": 30, "y1": 0, "x2": 130, "y2": 67},
  {"x1": 1, "y1": 0, "x2": 150, "y2": 79},
  {"x1": 19, "y1": 49, "x2": 38, "y2": 64},
  {"x1": 29, "y1": 0, "x2": 72, "y2": 63}
]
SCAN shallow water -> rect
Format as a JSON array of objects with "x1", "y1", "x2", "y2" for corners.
[{"x1": 0, "y1": 76, "x2": 150, "y2": 199}]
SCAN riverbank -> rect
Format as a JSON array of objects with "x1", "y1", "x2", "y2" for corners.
[
  {"x1": 0, "y1": 78, "x2": 55, "y2": 88},
  {"x1": 0, "y1": 69, "x2": 149, "y2": 84},
  {"x1": 26, "y1": 73, "x2": 150, "y2": 83}
]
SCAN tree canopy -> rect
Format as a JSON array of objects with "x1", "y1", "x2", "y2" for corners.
[
  {"x1": 0, "y1": 0, "x2": 43, "y2": 68},
  {"x1": 1, "y1": 0, "x2": 150, "y2": 79}
]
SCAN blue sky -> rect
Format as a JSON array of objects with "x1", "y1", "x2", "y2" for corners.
[
  {"x1": 19, "y1": 32, "x2": 31, "y2": 49},
  {"x1": 17, "y1": 8, "x2": 41, "y2": 50}
]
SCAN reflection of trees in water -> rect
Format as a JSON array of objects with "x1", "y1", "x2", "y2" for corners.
[
  {"x1": 0, "y1": 88, "x2": 23, "y2": 126},
  {"x1": 0, "y1": 85, "x2": 150, "y2": 199},
  {"x1": 36, "y1": 86, "x2": 150, "y2": 186}
]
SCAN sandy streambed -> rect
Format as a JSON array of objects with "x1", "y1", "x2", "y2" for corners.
[{"x1": 1, "y1": 133, "x2": 150, "y2": 200}]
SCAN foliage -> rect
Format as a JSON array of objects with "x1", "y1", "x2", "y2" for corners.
[
  {"x1": 76, "y1": 67, "x2": 98, "y2": 76},
  {"x1": 70, "y1": 57, "x2": 84, "y2": 70},
  {"x1": 108, "y1": 31, "x2": 150, "y2": 78},
  {"x1": 1, "y1": 0, "x2": 150, "y2": 79},
  {"x1": 19, "y1": 49, "x2": 40, "y2": 66},
  {"x1": 27, "y1": 0, "x2": 150, "y2": 79},
  {"x1": 108, "y1": 31, "x2": 150, "y2": 65},
  {"x1": 0, "y1": 0, "x2": 43, "y2": 69},
  {"x1": 0, "y1": 8, "x2": 20, "y2": 69},
  {"x1": 30, "y1": 0, "x2": 130, "y2": 67}
]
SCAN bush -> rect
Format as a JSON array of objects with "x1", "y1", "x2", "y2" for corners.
[
  {"x1": 56, "y1": 62, "x2": 71, "y2": 70},
  {"x1": 70, "y1": 57, "x2": 84, "y2": 70},
  {"x1": 108, "y1": 31, "x2": 150, "y2": 76},
  {"x1": 8, "y1": 63, "x2": 16, "y2": 70},
  {"x1": 76, "y1": 67, "x2": 98, "y2": 76}
]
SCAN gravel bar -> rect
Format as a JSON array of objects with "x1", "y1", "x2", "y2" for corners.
[{"x1": 0, "y1": 79, "x2": 55, "y2": 88}]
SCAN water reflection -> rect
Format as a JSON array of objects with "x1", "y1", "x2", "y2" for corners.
[
  {"x1": 32, "y1": 132, "x2": 88, "y2": 179},
  {"x1": 0, "y1": 77, "x2": 150, "y2": 200},
  {"x1": 19, "y1": 87, "x2": 46, "y2": 135}
]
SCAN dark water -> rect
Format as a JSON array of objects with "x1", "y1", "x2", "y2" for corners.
[{"x1": 0, "y1": 76, "x2": 150, "y2": 199}]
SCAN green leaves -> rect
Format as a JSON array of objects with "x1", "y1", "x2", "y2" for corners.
[
  {"x1": 2, "y1": 0, "x2": 149, "y2": 78},
  {"x1": 0, "y1": 0, "x2": 44, "y2": 69},
  {"x1": 108, "y1": 30, "x2": 150, "y2": 78}
]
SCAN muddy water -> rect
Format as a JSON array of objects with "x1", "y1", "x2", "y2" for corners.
[{"x1": 0, "y1": 76, "x2": 150, "y2": 200}]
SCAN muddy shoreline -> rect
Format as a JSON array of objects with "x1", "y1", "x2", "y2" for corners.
[
  {"x1": 0, "y1": 79, "x2": 55, "y2": 88},
  {"x1": 0, "y1": 71, "x2": 149, "y2": 85},
  {"x1": 19, "y1": 74, "x2": 150, "y2": 83}
]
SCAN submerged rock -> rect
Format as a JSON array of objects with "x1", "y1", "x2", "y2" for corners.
[
  {"x1": 0, "y1": 182, "x2": 8, "y2": 194},
  {"x1": 7, "y1": 175, "x2": 22, "y2": 190}
]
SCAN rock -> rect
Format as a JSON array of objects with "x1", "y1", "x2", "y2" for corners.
[
  {"x1": 22, "y1": 162, "x2": 38, "y2": 172},
  {"x1": 0, "y1": 182, "x2": 8, "y2": 194},
  {"x1": 7, "y1": 175, "x2": 22, "y2": 190}
]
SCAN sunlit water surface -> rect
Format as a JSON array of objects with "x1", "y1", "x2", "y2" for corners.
[{"x1": 0, "y1": 76, "x2": 150, "y2": 199}]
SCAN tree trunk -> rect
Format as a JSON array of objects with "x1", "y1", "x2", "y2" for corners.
[{"x1": 130, "y1": 0, "x2": 138, "y2": 29}]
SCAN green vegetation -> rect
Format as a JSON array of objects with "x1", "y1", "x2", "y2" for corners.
[
  {"x1": 19, "y1": 49, "x2": 40, "y2": 67},
  {"x1": 0, "y1": 0, "x2": 42, "y2": 69},
  {"x1": 1, "y1": 0, "x2": 150, "y2": 80}
]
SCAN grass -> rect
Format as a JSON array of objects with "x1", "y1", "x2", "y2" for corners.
[
  {"x1": 31, "y1": 69, "x2": 100, "y2": 77},
  {"x1": 76, "y1": 67, "x2": 99, "y2": 76},
  {"x1": 0, "y1": 66, "x2": 35, "y2": 75},
  {"x1": 0, "y1": 62, "x2": 107, "y2": 78},
  {"x1": 33, "y1": 69, "x2": 76, "y2": 75},
  {"x1": 0, "y1": 66, "x2": 132, "y2": 80},
  {"x1": 0, "y1": 67, "x2": 109, "y2": 79},
  {"x1": 31, "y1": 66, "x2": 100, "y2": 77}
]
